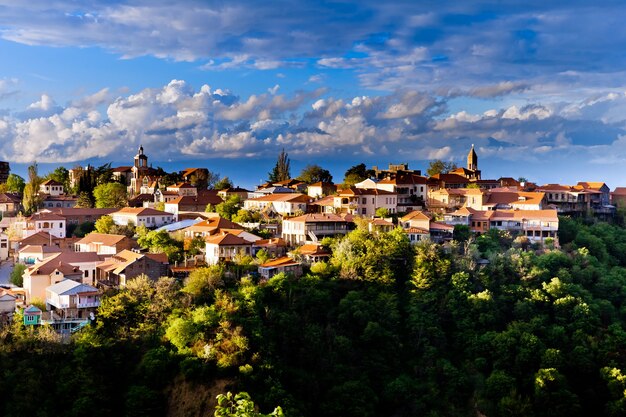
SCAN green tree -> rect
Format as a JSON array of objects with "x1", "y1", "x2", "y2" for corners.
[
  {"x1": 94, "y1": 215, "x2": 115, "y2": 234},
  {"x1": 453, "y1": 224, "x2": 471, "y2": 243},
  {"x1": 22, "y1": 163, "x2": 43, "y2": 215},
  {"x1": 216, "y1": 195, "x2": 242, "y2": 220},
  {"x1": 93, "y1": 182, "x2": 128, "y2": 208},
  {"x1": 45, "y1": 166, "x2": 70, "y2": 191},
  {"x1": 426, "y1": 159, "x2": 457, "y2": 176},
  {"x1": 5, "y1": 173, "x2": 25, "y2": 194},
  {"x1": 268, "y1": 148, "x2": 291, "y2": 182},
  {"x1": 10, "y1": 263, "x2": 26, "y2": 286},
  {"x1": 298, "y1": 164, "x2": 333, "y2": 184},
  {"x1": 215, "y1": 392, "x2": 284, "y2": 417},
  {"x1": 343, "y1": 163, "x2": 373, "y2": 186},
  {"x1": 138, "y1": 230, "x2": 183, "y2": 262},
  {"x1": 375, "y1": 207, "x2": 389, "y2": 218},
  {"x1": 75, "y1": 191, "x2": 94, "y2": 208},
  {"x1": 215, "y1": 176, "x2": 234, "y2": 191}
]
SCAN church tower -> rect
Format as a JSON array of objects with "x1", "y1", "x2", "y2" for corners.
[
  {"x1": 467, "y1": 144, "x2": 478, "y2": 171},
  {"x1": 134, "y1": 145, "x2": 148, "y2": 169}
]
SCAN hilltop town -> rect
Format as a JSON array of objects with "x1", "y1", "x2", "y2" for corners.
[{"x1": 0, "y1": 145, "x2": 623, "y2": 330}]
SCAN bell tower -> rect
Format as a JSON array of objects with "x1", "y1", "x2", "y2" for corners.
[{"x1": 467, "y1": 144, "x2": 478, "y2": 171}]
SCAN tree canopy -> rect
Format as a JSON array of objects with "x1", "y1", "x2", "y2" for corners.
[
  {"x1": 93, "y1": 182, "x2": 128, "y2": 208},
  {"x1": 268, "y1": 149, "x2": 291, "y2": 183},
  {"x1": 298, "y1": 164, "x2": 333, "y2": 184},
  {"x1": 426, "y1": 159, "x2": 458, "y2": 176},
  {"x1": 343, "y1": 163, "x2": 374, "y2": 186}
]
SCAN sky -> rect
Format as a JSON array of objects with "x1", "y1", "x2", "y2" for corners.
[{"x1": 1, "y1": 1, "x2": 626, "y2": 189}]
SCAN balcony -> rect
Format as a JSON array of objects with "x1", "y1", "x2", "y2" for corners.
[{"x1": 78, "y1": 301, "x2": 101, "y2": 308}]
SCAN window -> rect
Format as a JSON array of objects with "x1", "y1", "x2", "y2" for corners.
[
  {"x1": 362, "y1": 198, "x2": 366, "y2": 204},
  {"x1": 362, "y1": 208, "x2": 367, "y2": 215},
  {"x1": 84, "y1": 270, "x2": 89, "y2": 277}
]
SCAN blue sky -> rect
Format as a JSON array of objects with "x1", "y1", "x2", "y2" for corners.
[{"x1": 1, "y1": 1, "x2": 626, "y2": 189}]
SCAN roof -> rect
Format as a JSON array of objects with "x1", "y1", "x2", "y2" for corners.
[
  {"x1": 24, "y1": 305, "x2": 42, "y2": 314},
  {"x1": 429, "y1": 173, "x2": 470, "y2": 184},
  {"x1": 206, "y1": 233, "x2": 252, "y2": 246},
  {"x1": 429, "y1": 222, "x2": 454, "y2": 231},
  {"x1": 29, "y1": 212, "x2": 66, "y2": 221},
  {"x1": 297, "y1": 243, "x2": 330, "y2": 256},
  {"x1": 370, "y1": 218, "x2": 394, "y2": 226},
  {"x1": 401, "y1": 210, "x2": 432, "y2": 222},
  {"x1": 337, "y1": 187, "x2": 396, "y2": 196},
  {"x1": 484, "y1": 191, "x2": 545, "y2": 207},
  {"x1": 0, "y1": 193, "x2": 22, "y2": 203},
  {"x1": 18, "y1": 244, "x2": 63, "y2": 255},
  {"x1": 156, "y1": 218, "x2": 203, "y2": 232},
  {"x1": 168, "y1": 193, "x2": 223, "y2": 207},
  {"x1": 47, "y1": 279, "x2": 99, "y2": 296},
  {"x1": 41, "y1": 179, "x2": 63, "y2": 186},
  {"x1": 308, "y1": 182, "x2": 335, "y2": 187},
  {"x1": 405, "y1": 227, "x2": 430, "y2": 234},
  {"x1": 49, "y1": 208, "x2": 117, "y2": 217},
  {"x1": 112, "y1": 207, "x2": 171, "y2": 217},
  {"x1": 576, "y1": 181, "x2": 608, "y2": 190},
  {"x1": 76, "y1": 233, "x2": 128, "y2": 246},
  {"x1": 613, "y1": 187, "x2": 626, "y2": 196},
  {"x1": 260, "y1": 256, "x2": 300, "y2": 268},
  {"x1": 310, "y1": 195, "x2": 335, "y2": 206},
  {"x1": 490, "y1": 209, "x2": 558, "y2": 222},
  {"x1": 28, "y1": 255, "x2": 82, "y2": 276},
  {"x1": 284, "y1": 213, "x2": 348, "y2": 223},
  {"x1": 112, "y1": 166, "x2": 133, "y2": 172},
  {"x1": 254, "y1": 238, "x2": 288, "y2": 248},
  {"x1": 97, "y1": 250, "x2": 168, "y2": 276},
  {"x1": 247, "y1": 193, "x2": 311, "y2": 203}
]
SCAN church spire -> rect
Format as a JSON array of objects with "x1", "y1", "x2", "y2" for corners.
[{"x1": 467, "y1": 144, "x2": 478, "y2": 171}]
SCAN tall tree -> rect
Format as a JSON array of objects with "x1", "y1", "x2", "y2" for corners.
[
  {"x1": 268, "y1": 148, "x2": 291, "y2": 182},
  {"x1": 93, "y1": 182, "x2": 128, "y2": 208},
  {"x1": 5, "y1": 173, "x2": 25, "y2": 194},
  {"x1": 214, "y1": 176, "x2": 234, "y2": 191},
  {"x1": 22, "y1": 163, "x2": 42, "y2": 215},
  {"x1": 298, "y1": 164, "x2": 333, "y2": 184},
  {"x1": 426, "y1": 159, "x2": 457, "y2": 176},
  {"x1": 343, "y1": 163, "x2": 373, "y2": 186}
]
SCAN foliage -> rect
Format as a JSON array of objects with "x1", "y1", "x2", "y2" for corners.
[
  {"x1": 216, "y1": 195, "x2": 242, "y2": 220},
  {"x1": 75, "y1": 191, "x2": 94, "y2": 208},
  {"x1": 10, "y1": 263, "x2": 26, "y2": 286},
  {"x1": 93, "y1": 182, "x2": 128, "y2": 208},
  {"x1": 137, "y1": 230, "x2": 184, "y2": 262},
  {"x1": 215, "y1": 392, "x2": 284, "y2": 417},
  {"x1": 298, "y1": 164, "x2": 333, "y2": 184},
  {"x1": 256, "y1": 249, "x2": 270, "y2": 265},
  {"x1": 22, "y1": 163, "x2": 43, "y2": 215},
  {"x1": 68, "y1": 221, "x2": 96, "y2": 237},
  {"x1": 45, "y1": 166, "x2": 70, "y2": 191},
  {"x1": 453, "y1": 224, "x2": 471, "y2": 242},
  {"x1": 268, "y1": 148, "x2": 291, "y2": 183},
  {"x1": 233, "y1": 209, "x2": 261, "y2": 223},
  {"x1": 94, "y1": 215, "x2": 115, "y2": 234},
  {"x1": 215, "y1": 176, "x2": 234, "y2": 191},
  {"x1": 343, "y1": 163, "x2": 374, "y2": 186},
  {"x1": 426, "y1": 159, "x2": 457, "y2": 176},
  {"x1": 375, "y1": 207, "x2": 389, "y2": 218},
  {"x1": 5, "y1": 173, "x2": 25, "y2": 194}
]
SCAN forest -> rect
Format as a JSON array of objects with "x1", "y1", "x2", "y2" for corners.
[{"x1": 2, "y1": 216, "x2": 626, "y2": 416}]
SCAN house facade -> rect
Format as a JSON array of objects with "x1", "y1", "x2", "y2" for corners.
[
  {"x1": 110, "y1": 207, "x2": 173, "y2": 227},
  {"x1": 282, "y1": 213, "x2": 352, "y2": 246}
]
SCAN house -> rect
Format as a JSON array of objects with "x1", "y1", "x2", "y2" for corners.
[
  {"x1": 166, "y1": 182, "x2": 198, "y2": 196},
  {"x1": 375, "y1": 173, "x2": 429, "y2": 212},
  {"x1": 400, "y1": 210, "x2": 432, "y2": 230},
  {"x1": 0, "y1": 193, "x2": 22, "y2": 216},
  {"x1": 17, "y1": 231, "x2": 67, "y2": 251},
  {"x1": 205, "y1": 233, "x2": 253, "y2": 265},
  {"x1": 153, "y1": 189, "x2": 181, "y2": 204},
  {"x1": 429, "y1": 222, "x2": 455, "y2": 243},
  {"x1": 252, "y1": 238, "x2": 288, "y2": 258},
  {"x1": 42, "y1": 195, "x2": 78, "y2": 209},
  {"x1": 405, "y1": 227, "x2": 430, "y2": 244},
  {"x1": 218, "y1": 187, "x2": 250, "y2": 201},
  {"x1": 297, "y1": 243, "x2": 331, "y2": 263},
  {"x1": 535, "y1": 184, "x2": 592, "y2": 214},
  {"x1": 428, "y1": 173, "x2": 471, "y2": 190},
  {"x1": 49, "y1": 207, "x2": 117, "y2": 226},
  {"x1": 18, "y1": 244, "x2": 63, "y2": 264},
  {"x1": 612, "y1": 187, "x2": 626, "y2": 208},
  {"x1": 258, "y1": 256, "x2": 303, "y2": 279},
  {"x1": 489, "y1": 210, "x2": 559, "y2": 243},
  {"x1": 23, "y1": 305, "x2": 42, "y2": 326},
  {"x1": 23, "y1": 256, "x2": 84, "y2": 303},
  {"x1": 95, "y1": 250, "x2": 169, "y2": 287},
  {"x1": 112, "y1": 166, "x2": 133, "y2": 186},
  {"x1": 282, "y1": 213, "x2": 352, "y2": 246},
  {"x1": 45, "y1": 279, "x2": 100, "y2": 318},
  {"x1": 39, "y1": 179, "x2": 64, "y2": 196},
  {"x1": 243, "y1": 193, "x2": 311, "y2": 217},
  {"x1": 74, "y1": 233, "x2": 137, "y2": 255},
  {"x1": 307, "y1": 182, "x2": 337, "y2": 199},
  {"x1": 332, "y1": 187, "x2": 398, "y2": 216},
  {"x1": 183, "y1": 216, "x2": 245, "y2": 239},
  {"x1": 27, "y1": 212, "x2": 67, "y2": 238},
  {"x1": 164, "y1": 192, "x2": 223, "y2": 219},
  {"x1": 368, "y1": 218, "x2": 395, "y2": 234},
  {"x1": 0, "y1": 291, "x2": 16, "y2": 316},
  {"x1": 110, "y1": 207, "x2": 173, "y2": 228}
]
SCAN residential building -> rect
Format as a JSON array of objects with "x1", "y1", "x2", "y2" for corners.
[
  {"x1": 110, "y1": 207, "x2": 173, "y2": 227},
  {"x1": 282, "y1": 213, "x2": 352, "y2": 246},
  {"x1": 0, "y1": 193, "x2": 22, "y2": 216},
  {"x1": 46, "y1": 279, "x2": 100, "y2": 318},
  {"x1": 218, "y1": 187, "x2": 250, "y2": 201},
  {"x1": 164, "y1": 192, "x2": 223, "y2": 219},
  {"x1": 96, "y1": 250, "x2": 169, "y2": 287},
  {"x1": 39, "y1": 179, "x2": 64, "y2": 196},
  {"x1": 166, "y1": 182, "x2": 198, "y2": 196},
  {"x1": 112, "y1": 166, "x2": 133, "y2": 186},
  {"x1": 307, "y1": 182, "x2": 337, "y2": 199},
  {"x1": 205, "y1": 233, "x2": 253, "y2": 265},
  {"x1": 27, "y1": 212, "x2": 67, "y2": 238},
  {"x1": 332, "y1": 187, "x2": 398, "y2": 216},
  {"x1": 0, "y1": 232, "x2": 8, "y2": 260},
  {"x1": 183, "y1": 216, "x2": 244, "y2": 239},
  {"x1": 612, "y1": 187, "x2": 626, "y2": 208},
  {"x1": 42, "y1": 195, "x2": 78, "y2": 209},
  {"x1": 400, "y1": 210, "x2": 432, "y2": 230},
  {"x1": 74, "y1": 233, "x2": 136, "y2": 255},
  {"x1": 244, "y1": 193, "x2": 311, "y2": 216},
  {"x1": 49, "y1": 207, "x2": 117, "y2": 226},
  {"x1": 258, "y1": 257, "x2": 303, "y2": 279},
  {"x1": 18, "y1": 244, "x2": 63, "y2": 265},
  {"x1": 23, "y1": 256, "x2": 84, "y2": 303},
  {"x1": 297, "y1": 243, "x2": 331, "y2": 263},
  {"x1": 252, "y1": 238, "x2": 288, "y2": 258},
  {"x1": 535, "y1": 184, "x2": 592, "y2": 214}
]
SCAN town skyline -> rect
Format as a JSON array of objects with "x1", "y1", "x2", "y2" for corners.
[{"x1": 1, "y1": 2, "x2": 626, "y2": 187}]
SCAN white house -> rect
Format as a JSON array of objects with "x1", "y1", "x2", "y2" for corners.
[
  {"x1": 205, "y1": 233, "x2": 253, "y2": 265},
  {"x1": 46, "y1": 279, "x2": 100, "y2": 318},
  {"x1": 333, "y1": 187, "x2": 398, "y2": 216},
  {"x1": 243, "y1": 193, "x2": 311, "y2": 216},
  {"x1": 39, "y1": 179, "x2": 64, "y2": 196},
  {"x1": 27, "y1": 212, "x2": 67, "y2": 238},
  {"x1": 0, "y1": 232, "x2": 8, "y2": 261},
  {"x1": 282, "y1": 213, "x2": 351, "y2": 246},
  {"x1": 110, "y1": 207, "x2": 173, "y2": 228}
]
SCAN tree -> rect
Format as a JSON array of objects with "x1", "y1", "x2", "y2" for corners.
[
  {"x1": 45, "y1": 166, "x2": 70, "y2": 191},
  {"x1": 215, "y1": 177, "x2": 234, "y2": 191},
  {"x1": 426, "y1": 160, "x2": 457, "y2": 176},
  {"x1": 298, "y1": 164, "x2": 333, "y2": 184},
  {"x1": 216, "y1": 195, "x2": 242, "y2": 220},
  {"x1": 215, "y1": 392, "x2": 284, "y2": 417},
  {"x1": 93, "y1": 182, "x2": 128, "y2": 208},
  {"x1": 10, "y1": 263, "x2": 26, "y2": 286},
  {"x1": 375, "y1": 207, "x2": 389, "y2": 218},
  {"x1": 453, "y1": 224, "x2": 471, "y2": 243},
  {"x1": 94, "y1": 215, "x2": 115, "y2": 234},
  {"x1": 5, "y1": 174, "x2": 25, "y2": 194},
  {"x1": 22, "y1": 163, "x2": 43, "y2": 215},
  {"x1": 137, "y1": 230, "x2": 184, "y2": 262},
  {"x1": 343, "y1": 163, "x2": 373, "y2": 186},
  {"x1": 75, "y1": 191, "x2": 94, "y2": 208},
  {"x1": 268, "y1": 148, "x2": 291, "y2": 182}
]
